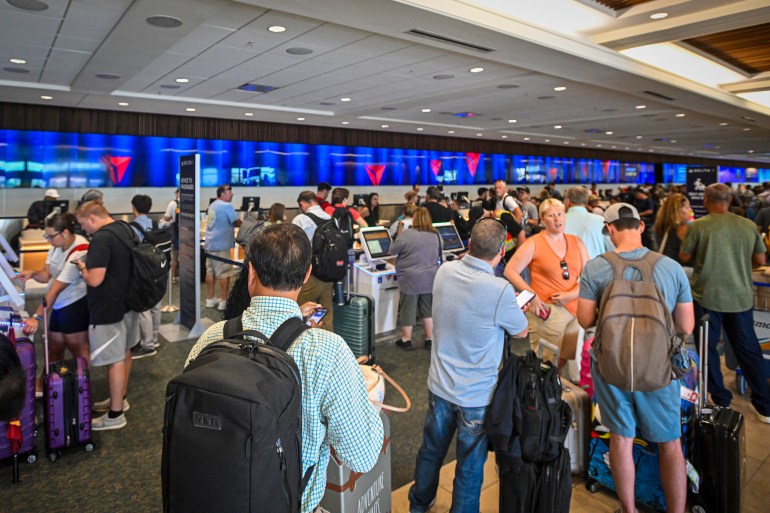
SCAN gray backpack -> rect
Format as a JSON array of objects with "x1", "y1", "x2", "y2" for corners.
[{"x1": 594, "y1": 251, "x2": 680, "y2": 392}]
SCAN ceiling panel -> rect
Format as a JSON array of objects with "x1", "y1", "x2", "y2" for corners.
[{"x1": 685, "y1": 23, "x2": 770, "y2": 75}]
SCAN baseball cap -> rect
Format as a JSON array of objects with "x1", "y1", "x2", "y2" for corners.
[
  {"x1": 516, "y1": 186, "x2": 530, "y2": 194},
  {"x1": 44, "y1": 188, "x2": 60, "y2": 198},
  {"x1": 602, "y1": 203, "x2": 640, "y2": 234}
]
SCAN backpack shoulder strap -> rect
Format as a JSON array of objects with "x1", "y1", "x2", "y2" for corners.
[
  {"x1": 601, "y1": 250, "x2": 655, "y2": 281},
  {"x1": 269, "y1": 317, "x2": 309, "y2": 352},
  {"x1": 103, "y1": 220, "x2": 138, "y2": 249},
  {"x1": 222, "y1": 315, "x2": 243, "y2": 339},
  {"x1": 304, "y1": 211, "x2": 324, "y2": 227}
]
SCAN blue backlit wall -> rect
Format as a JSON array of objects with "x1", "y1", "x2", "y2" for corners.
[
  {"x1": 664, "y1": 164, "x2": 768, "y2": 184},
  {"x1": 0, "y1": 128, "x2": 656, "y2": 189}
]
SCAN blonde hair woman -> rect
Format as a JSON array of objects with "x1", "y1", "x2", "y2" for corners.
[{"x1": 653, "y1": 193, "x2": 691, "y2": 266}]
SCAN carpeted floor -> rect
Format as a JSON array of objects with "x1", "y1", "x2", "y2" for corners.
[{"x1": 0, "y1": 288, "x2": 448, "y2": 512}]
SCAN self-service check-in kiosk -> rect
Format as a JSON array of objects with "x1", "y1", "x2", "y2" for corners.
[
  {"x1": 433, "y1": 222, "x2": 466, "y2": 261},
  {"x1": 352, "y1": 227, "x2": 399, "y2": 337}
]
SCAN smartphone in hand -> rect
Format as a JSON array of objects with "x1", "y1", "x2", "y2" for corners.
[
  {"x1": 516, "y1": 290, "x2": 536, "y2": 309},
  {"x1": 306, "y1": 308, "x2": 328, "y2": 327}
]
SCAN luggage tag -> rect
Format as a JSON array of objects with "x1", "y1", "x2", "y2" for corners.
[
  {"x1": 680, "y1": 386, "x2": 699, "y2": 404},
  {"x1": 685, "y1": 459, "x2": 700, "y2": 493}
]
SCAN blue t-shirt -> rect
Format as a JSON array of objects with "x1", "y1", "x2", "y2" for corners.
[
  {"x1": 579, "y1": 248, "x2": 692, "y2": 311},
  {"x1": 204, "y1": 199, "x2": 238, "y2": 251}
]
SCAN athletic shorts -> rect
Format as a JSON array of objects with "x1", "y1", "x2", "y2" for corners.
[
  {"x1": 89, "y1": 311, "x2": 140, "y2": 367},
  {"x1": 398, "y1": 292, "x2": 433, "y2": 327},
  {"x1": 205, "y1": 250, "x2": 234, "y2": 279},
  {"x1": 592, "y1": 355, "x2": 681, "y2": 442},
  {"x1": 49, "y1": 296, "x2": 89, "y2": 334}
]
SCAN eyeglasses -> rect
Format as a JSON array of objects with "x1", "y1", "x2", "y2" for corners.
[
  {"x1": 560, "y1": 260, "x2": 569, "y2": 280},
  {"x1": 43, "y1": 231, "x2": 62, "y2": 241}
]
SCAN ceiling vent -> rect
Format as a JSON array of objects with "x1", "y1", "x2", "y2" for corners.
[
  {"x1": 238, "y1": 84, "x2": 278, "y2": 93},
  {"x1": 406, "y1": 29, "x2": 494, "y2": 53},
  {"x1": 643, "y1": 90, "x2": 675, "y2": 101}
]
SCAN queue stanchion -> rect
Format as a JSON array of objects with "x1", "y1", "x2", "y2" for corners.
[{"x1": 161, "y1": 269, "x2": 179, "y2": 313}]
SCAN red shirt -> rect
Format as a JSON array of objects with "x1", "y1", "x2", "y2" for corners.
[{"x1": 324, "y1": 204, "x2": 363, "y2": 223}]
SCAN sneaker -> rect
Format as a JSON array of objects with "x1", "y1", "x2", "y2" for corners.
[
  {"x1": 395, "y1": 339, "x2": 413, "y2": 351},
  {"x1": 172, "y1": 277, "x2": 178, "y2": 284},
  {"x1": 205, "y1": 298, "x2": 220, "y2": 308},
  {"x1": 218, "y1": 300, "x2": 227, "y2": 311},
  {"x1": 751, "y1": 404, "x2": 770, "y2": 424},
  {"x1": 152, "y1": 341, "x2": 160, "y2": 349},
  {"x1": 92, "y1": 412, "x2": 127, "y2": 431},
  {"x1": 93, "y1": 398, "x2": 130, "y2": 413},
  {"x1": 131, "y1": 346, "x2": 157, "y2": 360},
  {"x1": 424, "y1": 339, "x2": 432, "y2": 350}
]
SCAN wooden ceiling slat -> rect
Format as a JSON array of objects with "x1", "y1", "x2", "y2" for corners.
[
  {"x1": 685, "y1": 23, "x2": 770, "y2": 75},
  {"x1": 594, "y1": 0, "x2": 656, "y2": 11}
]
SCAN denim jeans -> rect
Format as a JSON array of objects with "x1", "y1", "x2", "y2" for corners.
[
  {"x1": 694, "y1": 303, "x2": 770, "y2": 416},
  {"x1": 408, "y1": 392, "x2": 489, "y2": 513}
]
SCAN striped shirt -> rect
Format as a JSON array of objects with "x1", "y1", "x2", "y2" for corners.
[{"x1": 185, "y1": 296, "x2": 383, "y2": 513}]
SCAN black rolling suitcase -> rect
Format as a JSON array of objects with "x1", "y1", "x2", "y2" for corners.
[
  {"x1": 691, "y1": 315, "x2": 745, "y2": 513},
  {"x1": 332, "y1": 270, "x2": 375, "y2": 361}
]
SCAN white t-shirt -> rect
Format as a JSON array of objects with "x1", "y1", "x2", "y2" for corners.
[
  {"x1": 160, "y1": 199, "x2": 177, "y2": 229},
  {"x1": 45, "y1": 234, "x2": 89, "y2": 309}
]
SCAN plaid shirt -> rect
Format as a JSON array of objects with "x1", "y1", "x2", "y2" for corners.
[{"x1": 186, "y1": 296, "x2": 383, "y2": 513}]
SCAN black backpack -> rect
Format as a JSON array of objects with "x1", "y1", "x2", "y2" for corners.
[
  {"x1": 162, "y1": 316, "x2": 313, "y2": 513},
  {"x1": 130, "y1": 220, "x2": 172, "y2": 256},
  {"x1": 105, "y1": 221, "x2": 168, "y2": 312},
  {"x1": 304, "y1": 212, "x2": 349, "y2": 282},
  {"x1": 487, "y1": 350, "x2": 571, "y2": 467},
  {"x1": 332, "y1": 207, "x2": 355, "y2": 249}
]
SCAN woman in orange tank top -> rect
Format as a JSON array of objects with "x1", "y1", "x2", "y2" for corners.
[{"x1": 504, "y1": 198, "x2": 589, "y2": 370}]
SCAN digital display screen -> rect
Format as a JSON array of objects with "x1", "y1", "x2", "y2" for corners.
[
  {"x1": 360, "y1": 228, "x2": 392, "y2": 259},
  {"x1": 434, "y1": 222, "x2": 464, "y2": 251}
]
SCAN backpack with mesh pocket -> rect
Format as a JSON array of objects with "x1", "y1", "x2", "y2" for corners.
[{"x1": 594, "y1": 251, "x2": 680, "y2": 392}]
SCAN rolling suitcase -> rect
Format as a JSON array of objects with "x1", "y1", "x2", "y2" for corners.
[
  {"x1": 691, "y1": 316, "x2": 745, "y2": 513},
  {"x1": 41, "y1": 299, "x2": 95, "y2": 461},
  {"x1": 333, "y1": 270, "x2": 375, "y2": 360},
  {"x1": 0, "y1": 326, "x2": 38, "y2": 482}
]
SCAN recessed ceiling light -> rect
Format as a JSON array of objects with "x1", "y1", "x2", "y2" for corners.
[
  {"x1": 581, "y1": 143, "x2": 586, "y2": 146},
  {"x1": 40, "y1": 95, "x2": 52, "y2": 100},
  {"x1": 749, "y1": 150, "x2": 755, "y2": 154},
  {"x1": 523, "y1": 137, "x2": 530, "y2": 141},
  {"x1": 597, "y1": 144, "x2": 602, "y2": 147},
  {"x1": 553, "y1": 86, "x2": 566, "y2": 92},
  {"x1": 297, "y1": 117, "x2": 305, "y2": 121},
  {"x1": 508, "y1": 119, "x2": 517, "y2": 123},
  {"x1": 612, "y1": 146, "x2": 617, "y2": 149},
  {"x1": 9, "y1": 58, "x2": 26, "y2": 64},
  {"x1": 635, "y1": 105, "x2": 646, "y2": 109},
  {"x1": 563, "y1": 141, "x2": 569, "y2": 144},
  {"x1": 743, "y1": 128, "x2": 751, "y2": 131},
  {"x1": 719, "y1": 122, "x2": 728, "y2": 126},
  {"x1": 176, "y1": 78, "x2": 189, "y2": 83},
  {"x1": 605, "y1": 131, "x2": 614, "y2": 135},
  {"x1": 268, "y1": 25, "x2": 286, "y2": 33},
  {"x1": 675, "y1": 113, "x2": 686, "y2": 117},
  {"x1": 501, "y1": 135, "x2": 508, "y2": 139},
  {"x1": 340, "y1": 97, "x2": 351, "y2": 102},
  {"x1": 636, "y1": 135, "x2": 643, "y2": 139},
  {"x1": 476, "y1": 133, "x2": 483, "y2": 136},
  {"x1": 421, "y1": 108, "x2": 431, "y2": 113},
  {"x1": 244, "y1": 112, "x2": 254, "y2": 117},
  {"x1": 416, "y1": 127, "x2": 424, "y2": 131},
  {"x1": 671, "y1": 140, "x2": 677, "y2": 143},
  {"x1": 448, "y1": 130, "x2": 455, "y2": 134},
  {"x1": 118, "y1": 102, "x2": 129, "y2": 106},
  {"x1": 8, "y1": 0, "x2": 48, "y2": 12},
  {"x1": 554, "y1": 125, "x2": 562, "y2": 129},
  {"x1": 545, "y1": 139, "x2": 551, "y2": 143},
  {"x1": 146, "y1": 15, "x2": 182, "y2": 28},
  {"x1": 186, "y1": 107, "x2": 196, "y2": 112},
  {"x1": 341, "y1": 121, "x2": 349, "y2": 125},
  {"x1": 381, "y1": 124, "x2": 389, "y2": 128},
  {"x1": 650, "y1": 12, "x2": 669, "y2": 20},
  {"x1": 469, "y1": 67, "x2": 484, "y2": 73}
]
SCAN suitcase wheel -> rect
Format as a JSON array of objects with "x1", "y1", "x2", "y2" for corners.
[
  {"x1": 48, "y1": 451, "x2": 58, "y2": 463},
  {"x1": 692, "y1": 506, "x2": 706, "y2": 513},
  {"x1": 26, "y1": 453, "x2": 37, "y2": 464},
  {"x1": 736, "y1": 374, "x2": 747, "y2": 395},
  {"x1": 586, "y1": 480, "x2": 599, "y2": 493},
  {"x1": 84, "y1": 442, "x2": 95, "y2": 453}
]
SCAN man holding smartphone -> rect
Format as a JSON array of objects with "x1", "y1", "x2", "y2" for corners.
[{"x1": 409, "y1": 218, "x2": 529, "y2": 513}]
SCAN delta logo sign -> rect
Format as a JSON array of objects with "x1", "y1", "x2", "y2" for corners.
[
  {"x1": 365, "y1": 164, "x2": 385, "y2": 186},
  {"x1": 100, "y1": 155, "x2": 132, "y2": 185}
]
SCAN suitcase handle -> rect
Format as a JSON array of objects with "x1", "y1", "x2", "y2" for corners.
[
  {"x1": 698, "y1": 314, "x2": 710, "y2": 413},
  {"x1": 42, "y1": 297, "x2": 49, "y2": 374},
  {"x1": 357, "y1": 356, "x2": 411, "y2": 413}
]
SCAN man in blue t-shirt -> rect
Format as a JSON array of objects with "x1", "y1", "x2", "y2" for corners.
[
  {"x1": 408, "y1": 219, "x2": 528, "y2": 513},
  {"x1": 577, "y1": 203, "x2": 694, "y2": 513},
  {"x1": 204, "y1": 184, "x2": 241, "y2": 311}
]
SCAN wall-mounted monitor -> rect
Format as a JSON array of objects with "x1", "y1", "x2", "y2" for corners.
[
  {"x1": 240, "y1": 196, "x2": 260, "y2": 212},
  {"x1": 359, "y1": 226, "x2": 392, "y2": 262},
  {"x1": 353, "y1": 194, "x2": 368, "y2": 207},
  {"x1": 433, "y1": 222, "x2": 464, "y2": 252}
]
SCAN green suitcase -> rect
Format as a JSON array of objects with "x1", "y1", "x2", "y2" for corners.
[{"x1": 333, "y1": 293, "x2": 375, "y2": 361}]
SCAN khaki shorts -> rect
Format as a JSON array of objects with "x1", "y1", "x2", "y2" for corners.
[
  {"x1": 89, "y1": 311, "x2": 139, "y2": 366},
  {"x1": 205, "y1": 250, "x2": 234, "y2": 279},
  {"x1": 525, "y1": 304, "x2": 579, "y2": 360},
  {"x1": 398, "y1": 292, "x2": 433, "y2": 327}
]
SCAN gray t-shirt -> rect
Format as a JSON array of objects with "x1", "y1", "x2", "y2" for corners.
[
  {"x1": 390, "y1": 229, "x2": 442, "y2": 295},
  {"x1": 579, "y1": 248, "x2": 692, "y2": 312},
  {"x1": 428, "y1": 255, "x2": 529, "y2": 408}
]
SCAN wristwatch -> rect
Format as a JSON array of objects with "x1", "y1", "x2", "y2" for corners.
[{"x1": 33, "y1": 314, "x2": 43, "y2": 322}]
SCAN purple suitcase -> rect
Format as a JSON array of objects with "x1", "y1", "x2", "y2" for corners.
[
  {"x1": 44, "y1": 356, "x2": 94, "y2": 459},
  {"x1": 0, "y1": 335, "x2": 38, "y2": 481}
]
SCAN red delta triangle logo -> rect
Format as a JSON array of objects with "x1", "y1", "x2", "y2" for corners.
[
  {"x1": 464, "y1": 153, "x2": 480, "y2": 177},
  {"x1": 365, "y1": 164, "x2": 385, "y2": 186},
  {"x1": 101, "y1": 155, "x2": 132, "y2": 184},
  {"x1": 430, "y1": 160, "x2": 442, "y2": 175}
]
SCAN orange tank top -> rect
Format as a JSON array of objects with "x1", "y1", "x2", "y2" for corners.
[{"x1": 529, "y1": 233, "x2": 582, "y2": 316}]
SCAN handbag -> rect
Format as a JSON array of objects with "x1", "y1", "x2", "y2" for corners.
[{"x1": 357, "y1": 356, "x2": 411, "y2": 413}]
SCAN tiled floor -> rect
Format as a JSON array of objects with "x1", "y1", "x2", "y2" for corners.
[{"x1": 391, "y1": 368, "x2": 770, "y2": 513}]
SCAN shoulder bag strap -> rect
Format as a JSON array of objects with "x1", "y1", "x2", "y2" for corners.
[
  {"x1": 269, "y1": 316, "x2": 309, "y2": 352},
  {"x1": 657, "y1": 230, "x2": 669, "y2": 254},
  {"x1": 303, "y1": 211, "x2": 323, "y2": 227}
]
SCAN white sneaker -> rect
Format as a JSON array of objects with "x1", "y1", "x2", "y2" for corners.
[
  {"x1": 92, "y1": 398, "x2": 130, "y2": 413},
  {"x1": 92, "y1": 412, "x2": 127, "y2": 431},
  {"x1": 205, "y1": 298, "x2": 220, "y2": 308},
  {"x1": 218, "y1": 300, "x2": 227, "y2": 311},
  {"x1": 751, "y1": 404, "x2": 770, "y2": 424}
]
